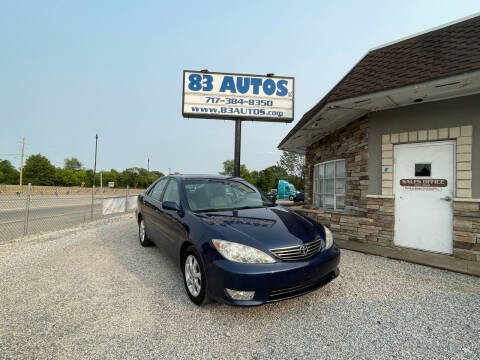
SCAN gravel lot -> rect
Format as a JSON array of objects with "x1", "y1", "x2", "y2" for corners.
[{"x1": 1, "y1": 215, "x2": 479, "y2": 360}]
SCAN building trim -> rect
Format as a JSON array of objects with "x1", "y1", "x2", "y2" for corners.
[
  {"x1": 381, "y1": 125, "x2": 473, "y2": 198},
  {"x1": 370, "y1": 12, "x2": 480, "y2": 51},
  {"x1": 280, "y1": 70, "x2": 480, "y2": 154}
]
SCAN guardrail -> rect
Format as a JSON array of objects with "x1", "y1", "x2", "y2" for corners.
[{"x1": 0, "y1": 184, "x2": 140, "y2": 244}]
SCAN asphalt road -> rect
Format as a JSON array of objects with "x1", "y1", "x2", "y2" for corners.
[
  {"x1": 0, "y1": 202, "x2": 103, "y2": 243},
  {"x1": 0, "y1": 195, "x2": 135, "y2": 243},
  {"x1": 1, "y1": 216, "x2": 479, "y2": 359}
]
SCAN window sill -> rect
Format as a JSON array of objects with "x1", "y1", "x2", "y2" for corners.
[{"x1": 366, "y1": 194, "x2": 394, "y2": 199}]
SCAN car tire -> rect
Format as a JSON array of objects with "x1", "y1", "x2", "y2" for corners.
[
  {"x1": 183, "y1": 246, "x2": 208, "y2": 306},
  {"x1": 138, "y1": 218, "x2": 154, "y2": 247},
  {"x1": 289, "y1": 195, "x2": 294, "y2": 201}
]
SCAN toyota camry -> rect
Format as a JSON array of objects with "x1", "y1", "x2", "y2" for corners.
[{"x1": 136, "y1": 175, "x2": 340, "y2": 306}]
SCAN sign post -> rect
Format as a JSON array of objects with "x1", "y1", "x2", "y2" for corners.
[
  {"x1": 234, "y1": 119, "x2": 242, "y2": 176},
  {"x1": 182, "y1": 70, "x2": 294, "y2": 177}
]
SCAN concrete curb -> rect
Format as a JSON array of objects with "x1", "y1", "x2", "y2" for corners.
[{"x1": 335, "y1": 239, "x2": 480, "y2": 277}]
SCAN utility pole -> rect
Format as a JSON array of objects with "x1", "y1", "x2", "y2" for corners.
[
  {"x1": 147, "y1": 158, "x2": 150, "y2": 172},
  {"x1": 19, "y1": 137, "x2": 25, "y2": 186},
  {"x1": 90, "y1": 134, "x2": 98, "y2": 220}
]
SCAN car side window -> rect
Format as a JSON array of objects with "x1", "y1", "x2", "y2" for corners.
[
  {"x1": 163, "y1": 180, "x2": 180, "y2": 205},
  {"x1": 150, "y1": 179, "x2": 168, "y2": 201}
]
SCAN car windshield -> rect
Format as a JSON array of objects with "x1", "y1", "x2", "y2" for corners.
[{"x1": 184, "y1": 179, "x2": 274, "y2": 212}]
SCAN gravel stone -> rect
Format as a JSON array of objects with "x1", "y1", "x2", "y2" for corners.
[{"x1": 1, "y1": 216, "x2": 479, "y2": 359}]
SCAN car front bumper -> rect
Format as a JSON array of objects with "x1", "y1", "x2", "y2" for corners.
[{"x1": 205, "y1": 245, "x2": 340, "y2": 306}]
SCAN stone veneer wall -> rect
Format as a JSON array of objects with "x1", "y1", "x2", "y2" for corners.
[
  {"x1": 453, "y1": 201, "x2": 480, "y2": 261},
  {"x1": 302, "y1": 116, "x2": 479, "y2": 262},
  {"x1": 303, "y1": 117, "x2": 395, "y2": 245}
]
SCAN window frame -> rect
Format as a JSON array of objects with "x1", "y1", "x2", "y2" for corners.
[
  {"x1": 183, "y1": 179, "x2": 273, "y2": 212},
  {"x1": 414, "y1": 163, "x2": 432, "y2": 178},
  {"x1": 162, "y1": 178, "x2": 181, "y2": 205},
  {"x1": 148, "y1": 178, "x2": 168, "y2": 201},
  {"x1": 312, "y1": 159, "x2": 346, "y2": 211}
]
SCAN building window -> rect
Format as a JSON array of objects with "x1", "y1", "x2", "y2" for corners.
[
  {"x1": 313, "y1": 160, "x2": 345, "y2": 210},
  {"x1": 415, "y1": 163, "x2": 431, "y2": 177}
]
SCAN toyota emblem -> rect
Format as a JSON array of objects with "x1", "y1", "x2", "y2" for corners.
[{"x1": 300, "y1": 245, "x2": 307, "y2": 255}]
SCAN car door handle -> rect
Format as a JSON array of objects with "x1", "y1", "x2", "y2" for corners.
[{"x1": 440, "y1": 196, "x2": 452, "y2": 202}]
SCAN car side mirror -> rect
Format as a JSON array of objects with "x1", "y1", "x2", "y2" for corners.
[{"x1": 162, "y1": 201, "x2": 184, "y2": 216}]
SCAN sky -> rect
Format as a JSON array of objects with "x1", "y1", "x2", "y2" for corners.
[{"x1": 1, "y1": 1, "x2": 479, "y2": 175}]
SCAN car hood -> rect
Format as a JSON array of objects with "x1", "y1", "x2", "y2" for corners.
[{"x1": 195, "y1": 206, "x2": 325, "y2": 250}]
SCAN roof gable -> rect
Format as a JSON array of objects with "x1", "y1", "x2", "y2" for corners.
[
  {"x1": 328, "y1": 15, "x2": 480, "y2": 102},
  {"x1": 279, "y1": 14, "x2": 480, "y2": 149}
]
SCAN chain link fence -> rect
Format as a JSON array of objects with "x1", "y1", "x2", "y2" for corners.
[{"x1": 0, "y1": 184, "x2": 143, "y2": 245}]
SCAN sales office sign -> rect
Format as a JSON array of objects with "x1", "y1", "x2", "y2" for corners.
[
  {"x1": 400, "y1": 179, "x2": 448, "y2": 190},
  {"x1": 182, "y1": 70, "x2": 294, "y2": 122}
]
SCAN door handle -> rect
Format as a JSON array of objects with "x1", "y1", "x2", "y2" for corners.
[{"x1": 440, "y1": 196, "x2": 452, "y2": 202}]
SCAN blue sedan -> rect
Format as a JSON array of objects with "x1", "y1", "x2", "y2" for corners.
[{"x1": 136, "y1": 175, "x2": 340, "y2": 306}]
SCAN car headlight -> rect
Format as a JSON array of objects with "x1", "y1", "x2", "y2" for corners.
[
  {"x1": 323, "y1": 225, "x2": 333, "y2": 249},
  {"x1": 212, "y1": 239, "x2": 275, "y2": 264}
]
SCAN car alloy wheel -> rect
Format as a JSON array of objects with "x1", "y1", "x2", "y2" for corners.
[
  {"x1": 185, "y1": 255, "x2": 202, "y2": 297},
  {"x1": 289, "y1": 195, "x2": 294, "y2": 201},
  {"x1": 140, "y1": 220, "x2": 145, "y2": 241},
  {"x1": 138, "y1": 218, "x2": 153, "y2": 247},
  {"x1": 182, "y1": 246, "x2": 208, "y2": 305}
]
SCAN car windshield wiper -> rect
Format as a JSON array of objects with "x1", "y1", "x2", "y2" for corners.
[
  {"x1": 232, "y1": 205, "x2": 265, "y2": 210},
  {"x1": 194, "y1": 205, "x2": 270, "y2": 213},
  {"x1": 194, "y1": 208, "x2": 235, "y2": 213}
]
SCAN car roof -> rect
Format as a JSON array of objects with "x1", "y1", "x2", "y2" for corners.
[{"x1": 168, "y1": 174, "x2": 243, "y2": 181}]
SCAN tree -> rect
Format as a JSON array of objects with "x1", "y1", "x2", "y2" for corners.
[
  {"x1": 115, "y1": 167, "x2": 165, "y2": 188},
  {"x1": 102, "y1": 169, "x2": 120, "y2": 187},
  {"x1": 76, "y1": 170, "x2": 88, "y2": 186},
  {"x1": 57, "y1": 168, "x2": 79, "y2": 186},
  {"x1": 0, "y1": 159, "x2": 20, "y2": 184},
  {"x1": 276, "y1": 151, "x2": 305, "y2": 191},
  {"x1": 219, "y1": 160, "x2": 235, "y2": 176},
  {"x1": 267, "y1": 165, "x2": 288, "y2": 184},
  {"x1": 256, "y1": 167, "x2": 276, "y2": 192},
  {"x1": 277, "y1": 151, "x2": 305, "y2": 178},
  {"x1": 249, "y1": 170, "x2": 259, "y2": 185},
  {"x1": 2, "y1": 151, "x2": 165, "y2": 188},
  {"x1": 121, "y1": 167, "x2": 141, "y2": 188},
  {"x1": 64, "y1": 157, "x2": 83, "y2": 171},
  {"x1": 23, "y1": 154, "x2": 56, "y2": 185},
  {"x1": 220, "y1": 160, "x2": 253, "y2": 183},
  {"x1": 149, "y1": 171, "x2": 164, "y2": 184}
]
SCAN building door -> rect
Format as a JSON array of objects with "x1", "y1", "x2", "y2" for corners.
[{"x1": 394, "y1": 141, "x2": 455, "y2": 254}]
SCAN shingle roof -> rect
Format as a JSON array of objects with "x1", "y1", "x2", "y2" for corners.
[{"x1": 279, "y1": 14, "x2": 480, "y2": 148}]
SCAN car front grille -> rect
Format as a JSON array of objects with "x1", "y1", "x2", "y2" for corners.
[{"x1": 270, "y1": 239, "x2": 322, "y2": 261}]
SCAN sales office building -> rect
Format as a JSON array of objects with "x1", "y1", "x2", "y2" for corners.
[{"x1": 279, "y1": 14, "x2": 480, "y2": 274}]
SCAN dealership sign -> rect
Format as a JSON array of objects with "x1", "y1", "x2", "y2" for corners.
[{"x1": 182, "y1": 70, "x2": 294, "y2": 122}]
